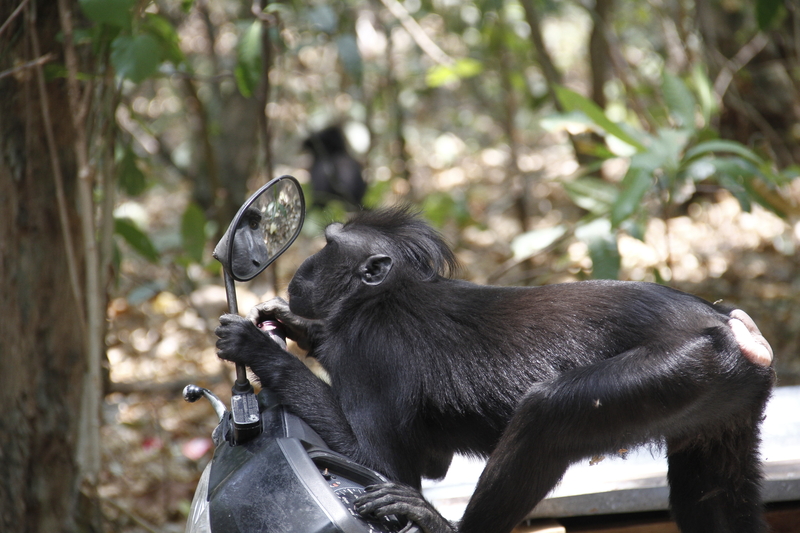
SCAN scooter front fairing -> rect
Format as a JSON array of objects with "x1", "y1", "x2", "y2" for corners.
[{"x1": 186, "y1": 389, "x2": 406, "y2": 533}]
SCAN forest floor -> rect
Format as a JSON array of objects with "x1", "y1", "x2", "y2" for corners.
[{"x1": 98, "y1": 167, "x2": 800, "y2": 532}]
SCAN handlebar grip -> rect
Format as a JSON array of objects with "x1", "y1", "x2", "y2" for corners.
[{"x1": 257, "y1": 320, "x2": 287, "y2": 350}]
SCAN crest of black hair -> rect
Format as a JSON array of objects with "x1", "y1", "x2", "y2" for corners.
[{"x1": 344, "y1": 206, "x2": 460, "y2": 280}]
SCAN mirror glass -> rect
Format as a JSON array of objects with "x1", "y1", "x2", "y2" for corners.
[{"x1": 225, "y1": 176, "x2": 305, "y2": 281}]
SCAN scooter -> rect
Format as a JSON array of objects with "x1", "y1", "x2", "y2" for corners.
[{"x1": 183, "y1": 175, "x2": 408, "y2": 533}]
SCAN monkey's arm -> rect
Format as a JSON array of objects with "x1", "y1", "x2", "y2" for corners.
[
  {"x1": 216, "y1": 313, "x2": 424, "y2": 482},
  {"x1": 215, "y1": 313, "x2": 360, "y2": 455}
]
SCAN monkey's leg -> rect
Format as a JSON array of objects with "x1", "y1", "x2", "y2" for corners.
[
  {"x1": 667, "y1": 403, "x2": 769, "y2": 533},
  {"x1": 459, "y1": 337, "x2": 769, "y2": 533}
]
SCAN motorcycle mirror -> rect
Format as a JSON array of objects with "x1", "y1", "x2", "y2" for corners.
[{"x1": 213, "y1": 175, "x2": 305, "y2": 282}]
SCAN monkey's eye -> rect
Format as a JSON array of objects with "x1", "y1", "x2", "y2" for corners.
[
  {"x1": 239, "y1": 207, "x2": 262, "y2": 231},
  {"x1": 245, "y1": 212, "x2": 261, "y2": 230}
]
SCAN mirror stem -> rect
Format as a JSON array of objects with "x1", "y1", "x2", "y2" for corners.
[
  {"x1": 223, "y1": 271, "x2": 252, "y2": 390},
  {"x1": 223, "y1": 270, "x2": 260, "y2": 444}
]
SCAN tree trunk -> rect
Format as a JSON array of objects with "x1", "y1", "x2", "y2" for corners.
[
  {"x1": 589, "y1": 0, "x2": 613, "y2": 109},
  {"x1": 0, "y1": 0, "x2": 93, "y2": 530}
]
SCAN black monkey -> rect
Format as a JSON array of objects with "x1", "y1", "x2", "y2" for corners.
[
  {"x1": 303, "y1": 126, "x2": 366, "y2": 208},
  {"x1": 215, "y1": 207, "x2": 775, "y2": 533}
]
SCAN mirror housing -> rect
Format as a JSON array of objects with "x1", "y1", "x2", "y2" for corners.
[{"x1": 213, "y1": 175, "x2": 305, "y2": 281}]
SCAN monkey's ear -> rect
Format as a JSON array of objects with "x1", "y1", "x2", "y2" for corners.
[{"x1": 360, "y1": 255, "x2": 393, "y2": 285}]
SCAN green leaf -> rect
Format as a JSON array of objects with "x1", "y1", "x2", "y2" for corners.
[
  {"x1": 686, "y1": 156, "x2": 768, "y2": 208},
  {"x1": 740, "y1": 175, "x2": 786, "y2": 218},
  {"x1": 540, "y1": 111, "x2": 595, "y2": 133},
  {"x1": 421, "y1": 193, "x2": 471, "y2": 228},
  {"x1": 611, "y1": 167, "x2": 652, "y2": 226},
  {"x1": 756, "y1": 0, "x2": 783, "y2": 30},
  {"x1": 691, "y1": 64, "x2": 717, "y2": 125},
  {"x1": 707, "y1": 157, "x2": 762, "y2": 212},
  {"x1": 118, "y1": 146, "x2": 146, "y2": 196},
  {"x1": 362, "y1": 180, "x2": 392, "y2": 209},
  {"x1": 554, "y1": 86, "x2": 645, "y2": 152},
  {"x1": 234, "y1": 21, "x2": 262, "y2": 97},
  {"x1": 426, "y1": 58, "x2": 483, "y2": 88},
  {"x1": 642, "y1": 128, "x2": 689, "y2": 175},
  {"x1": 683, "y1": 158, "x2": 717, "y2": 182},
  {"x1": 683, "y1": 140, "x2": 763, "y2": 166},
  {"x1": 79, "y1": 0, "x2": 135, "y2": 30},
  {"x1": 115, "y1": 217, "x2": 159, "y2": 262},
  {"x1": 142, "y1": 14, "x2": 185, "y2": 65},
  {"x1": 422, "y1": 193, "x2": 456, "y2": 227},
  {"x1": 265, "y1": 2, "x2": 293, "y2": 16},
  {"x1": 575, "y1": 218, "x2": 620, "y2": 280},
  {"x1": 621, "y1": 215, "x2": 647, "y2": 242},
  {"x1": 181, "y1": 203, "x2": 207, "y2": 264},
  {"x1": 563, "y1": 177, "x2": 617, "y2": 215},
  {"x1": 111, "y1": 34, "x2": 162, "y2": 83},
  {"x1": 662, "y1": 72, "x2": 696, "y2": 129},
  {"x1": 425, "y1": 66, "x2": 455, "y2": 88},
  {"x1": 511, "y1": 225, "x2": 567, "y2": 261},
  {"x1": 716, "y1": 175, "x2": 752, "y2": 213}
]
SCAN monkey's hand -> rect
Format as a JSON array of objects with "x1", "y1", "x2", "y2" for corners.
[
  {"x1": 215, "y1": 313, "x2": 330, "y2": 407},
  {"x1": 215, "y1": 313, "x2": 287, "y2": 368},
  {"x1": 245, "y1": 298, "x2": 319, "y2": 350},
  {"x1": 355, "y1": 482, "x2": 456, "y2": 533}
]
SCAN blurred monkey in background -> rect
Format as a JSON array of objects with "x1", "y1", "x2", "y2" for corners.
[{"x1": 303, "y1": 126, "x2": 366, "y2": 208}]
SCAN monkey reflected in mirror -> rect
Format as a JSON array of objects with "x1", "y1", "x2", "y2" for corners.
[
  {"x1": 303, "y1": 126, "x2": 366, "y2": 208},
  {"x1": 214, "y1": 206, "x2": 270, "y2": 280},
  {"x1": 215, "y1": 207, "x2": 775, "y2": 533}
]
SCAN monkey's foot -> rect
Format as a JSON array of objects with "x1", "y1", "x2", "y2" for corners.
[{"x1": 355, "y1": 482, "x2": 455, "y2": 533}]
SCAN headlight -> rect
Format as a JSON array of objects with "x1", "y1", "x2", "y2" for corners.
[{"x1": 185, "y1": 463, "x2": 212, "y2": 533}]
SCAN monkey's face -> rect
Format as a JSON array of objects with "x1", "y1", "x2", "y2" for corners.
[
  {"x1": 287, "y1": 245, "x2": 336, "y2": 320},
  {"x1": 287, "y1": 222, "x2": 394, "y2": 321}
]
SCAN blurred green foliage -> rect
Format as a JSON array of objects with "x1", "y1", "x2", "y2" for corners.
[
  {"x1": 544, "y1": 71, "x2": 793, "y2": 278},
  {"x1": 68, "y1": 0, "x2": 798, "y2": 291}
]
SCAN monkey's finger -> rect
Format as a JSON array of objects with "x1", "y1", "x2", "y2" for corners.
[
  {"x1": 215, "y1": 315, "x2": 245, "y2": 340},
  {"x1": 356, "y1": 491, "x2": 431, "y2": 517},
  {"x1": 214, "y1": 341, "x2": 233, "y2": 361},
  {"x1": 358, "y1": 482, "x2": 421, "y2": 501},
  {"x1": 213, "y1": 324, "x2": 229, "y2": 340},
  {"x1": 218, "y1": 313, "x2": 247, "y2": 326},
  {"x1": 360, "y1": 482, "x2": 410, "y2": 493},
  {"x1": 398, "y1": 523, "x2": 422, "y2": 533},
  {"x1": 357, "y1": 498, "x2": 419, "y2": 518},
  {"x1": 246, "y1": 298, "x2": 289, "y2": 324},
  {"x1": 357, "y1": 497, "x2": 451, "y2": 533}
]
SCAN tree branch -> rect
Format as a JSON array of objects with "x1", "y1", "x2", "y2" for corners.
[
  {"x1": 0, "y1": 0, "x2": 30, "y2": 37},
  {"x1": 712, "y1": 32, "x2": 769, "y2": 104},
  {"x1": 28, "y1": 6, "x2": 85, "y2": 333},
  {"x1": 0, "y1": 53, "x2": 54, "y2": 80},
  {"x1": 519, "y1": 0, "x2": 562, "y2": 105},
  {"x1": 256, "y1": 0, "x2": 274, "y2": 183},
  {"x1": 379, "y1": 0, "x2": 454, "y2": 66},
  {"x1": 56, "y1": 0, "x2": 104, "y2": 484}
]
